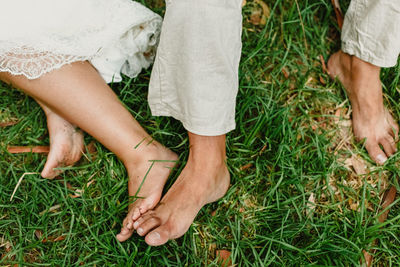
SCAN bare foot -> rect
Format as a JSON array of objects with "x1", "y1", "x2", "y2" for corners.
[
  {"x1": 328, "y1": 50, "x2": 399, "y2": 164},
  {"x1": 41, "y1": 111, "x2": 84, "y2": 178},
  {"x1": 116, "y1": 143, "x2": 178, "y2": 242},
  {"x1": 132, "y1": 149, "x2": 230, "y2": 246}
]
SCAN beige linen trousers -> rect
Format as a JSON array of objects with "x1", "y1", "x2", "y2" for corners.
[
  {"x1": 148, "y1": 0, "x2": 243, "y2": 136},
  {"x1": 341, "y1": 0, "x2": 400, "y2": 68}
]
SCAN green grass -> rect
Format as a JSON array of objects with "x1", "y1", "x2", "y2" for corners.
[{"x1": 1, "y1": 0, "x2": 400, "y2": 266}]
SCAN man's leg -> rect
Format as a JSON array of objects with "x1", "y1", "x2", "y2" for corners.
[
  {"x1": 118, "y1": 0, "x2": 243, "y2": 244},
  {"x1": 328, "y1": 52, "x2": 398, "y2": 164},
  {"x1": 328, "y1": 0, "x2": 400, "y2": 164},
  {"x1": 132, "y1": 133, "x2": 229, "y2": 246}
]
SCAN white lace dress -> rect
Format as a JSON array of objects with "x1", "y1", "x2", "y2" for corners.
[{"x1": 0, "y1": 0, "x2": 162, "y2": 83}]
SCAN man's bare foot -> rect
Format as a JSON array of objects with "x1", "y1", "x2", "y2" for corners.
[
  {"x1": 116, "y1": 143, "x2": 178, "y2": 242},
  {"x1": 131, "y1": 134, "x2": 230, "y2": 246},
  {"x1": 328, "y1": 50, "x2": 399, "y2": 164},
  {"x1": 41, "y1": 110, "x2": 84, "y2": 178}
]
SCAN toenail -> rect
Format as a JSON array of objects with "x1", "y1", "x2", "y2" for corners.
[
  {"x1": 377, "y1": 154, "x2": 387, "y2": 164},
  {"x1": 133, "y1": 221, "x2": 139, "y2": 229},
  {"x1": 148, "y1": 232, "x2": 160, "y2": 241},
  {"x1": 137, "y1": 228, "x2": 144, "y2": 235},
  {"x1": 121, "y1": 228, "x2": 129, "y2": 235}
]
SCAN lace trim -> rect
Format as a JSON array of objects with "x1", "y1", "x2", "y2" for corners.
[{"x1": 0, "y1": 47, "x2": 93, "y2": 79}]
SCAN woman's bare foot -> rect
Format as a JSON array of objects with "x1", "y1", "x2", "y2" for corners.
[
  {"x1": 132, "y1": 134, "x2": 230, "y2": 246},
  {"x1": 116, "y1": 142, "x2": 178, "y2": 242},
  {"x1": 41, "y1": 109, "x2": 84, "y2": 178},
  {"x1": 328, "y1": 50, "x2": 399, "y2": 164}
]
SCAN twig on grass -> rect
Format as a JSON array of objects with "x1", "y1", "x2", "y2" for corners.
[{"x1": 7, "y1": 146, "x2": 49, "y2": 154}]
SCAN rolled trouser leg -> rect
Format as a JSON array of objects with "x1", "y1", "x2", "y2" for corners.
[
  {"x1": 341, "y1": 0, "x2": 400, "y2": 68},
  {"x1": 148, "y1": 0, "x2": 243, "y2": 136}
]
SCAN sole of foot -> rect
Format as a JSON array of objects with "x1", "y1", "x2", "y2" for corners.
[{"x1": 328, "y1": 51, "x2": 399, "y2": 165}]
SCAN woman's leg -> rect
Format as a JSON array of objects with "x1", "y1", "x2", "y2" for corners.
[{"x1": 0, "y1": 61, "x2": 177, "y2": 228}]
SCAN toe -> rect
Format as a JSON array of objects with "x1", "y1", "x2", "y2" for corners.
[
  {"x1": 389, "y1": 122, "x2": 399, "y2": 142},
  {"x1": 380, "y1": 136, "x2": 396, "y2": 157},
  {"x1": 116, "y1": 229, "x2": 134, "y2": 242},
  {"x1": 116, "y1": 223, "x2": 135, "y2": 242},
  {"x1": 133, "y1": 217, "x2": 145, "y2": 230},
  {"x1": 116, "y1": 217, "x2": 134, "y2": 242},
  {"x1": 131, "y1": 207, "x2": 141, "y2": 221},
  {"x1": 41, "y1": 153, "x2": 62, "y2": 179},
  {"x1": 145, "y1": 225, "x2": 170, "y2": 246},
  {"x1": 137, "y1": 216, "x2": 162, "y2": 236},
  {"x1": 365, "y1": 142, "x2": 388, "y2": 165}
]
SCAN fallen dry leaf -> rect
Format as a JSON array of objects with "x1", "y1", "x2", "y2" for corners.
[
  {"x1": 331, "y1": 0, "x2": 344, "y2": 29},
  {"x1": 378, "y1": 186, "x2": 397, "y2": 222},
  {"x1": 40, "y1": 235, "x2": 66, "y2": 243},
  {"x1": 306, "y1": 193, "x2": 316, "y2": 216},
  {"x1": 7, "y1": 146, "x2": 49, "y2": 154},
  {"x1": 362, "y1": 249, "x2": 374, "y2": 267},
  {"x1": 209, "y1": 243, "x2": 217, "y2": 253},
  {"x1": 34, "y1": 230, "x2": 43, "y2": 239},
  {"x1": 282, "y1": 67, "x2": 290, "y2": 79},
  {"x1": 0, "y1": 236, "x2": 11, "y2": 249},
  {"x1": 249, "y1": 0, "x2": 270, "y2": 26},
  {"x1": 216, "y1": 250, "x2": 232, "y2": 267},
  {"x1": 360, "y1": 186, "x2": 397, "y2": 266},
  {"x1": 319, "y1": 76, "x2": 326, "y2": 85},
  {"x1": 344, "y1": 154, "x2": 368, "y2": 175},
  {"x1": 320, "y1": 55, "x2": 328, "y2": 74},
  {"x1": 240, "y1": 163, "x2": 253, "y2": 171},
  {"x1": 0, "y1": 121, "x2": 18, "y2": 127},
  {"x1": 86, "y1": 141, "x2": 97, "y2": 154},
  {"x1": 52, "y1": 236, "x2": 66, "y2": 242}
]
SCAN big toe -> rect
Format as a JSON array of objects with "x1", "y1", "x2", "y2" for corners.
[
  {"x1": 41, "y1": 151, "x2": 63, "y2": 179},
  {"x1": 145, "y1": 226, "x2": 170, "y2": 246},
  {"x1": 366, "y1": 142, "x2": 388, "y2": 165}
]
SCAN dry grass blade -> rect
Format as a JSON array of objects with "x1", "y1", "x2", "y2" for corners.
[
  {"x1": 39, "y1": 204, "x2": 62, "y2": 216},
  {"x1": 10, "y1": 172, "x2": 39, "y2": 201}
]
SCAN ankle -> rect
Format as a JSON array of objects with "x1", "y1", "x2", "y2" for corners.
[
  {"x1": 349, "y1": 56, "x2": 380, "y2": 82},
  {"x1": 122, "y1": 139, "x2": 168, "y2": 168}
]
